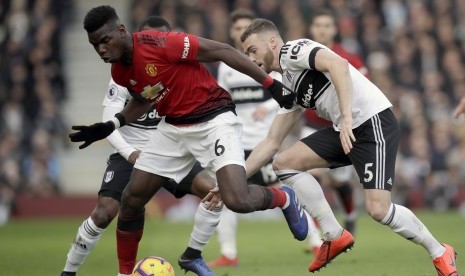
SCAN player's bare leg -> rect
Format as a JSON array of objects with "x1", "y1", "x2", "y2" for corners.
[
  {"x1": 216, "y1": 164, "x2": 308, "y2": 241},
  {"x1": 272, "y1": 141, "x2": 353, "y2": 272},
  {"x1": 117, "y1": 169, "x2": 166, "y2": 276},
  {"x1": 365, "y1": 189, "x2": 457, "y2": 276},
  {"x1": 62, "y1": 196, "x2": 119, "y2": 275}
]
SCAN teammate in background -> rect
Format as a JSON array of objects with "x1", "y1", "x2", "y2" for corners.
[
  {"x1": 453, "y1": 96, "x2": 465, "y2": 118},
  {"x1": 241, "y1": 19, "x2": 458, "y2": 275},
  {"x1": 69, "y1": 6, "x2": 308, "y2": 276},
  {"x1": 61, "y1": 17, "x2": 223, "y2": 276},
  {"x1": 304, "y1": 9, "x2": 369, "y2": 235}
]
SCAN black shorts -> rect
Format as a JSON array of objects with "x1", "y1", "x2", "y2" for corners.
[
  {"x1": 245, "y1": 150, "x2": 278, "y2": 186},
  {"x1": 163, "y1": 162, "x2": 204, "y2": 198},
  {"x1": 99, "y1": 154, "x2": 204, "y2": 201},
  {"x1": 301, "y1": 108, "x2": 400, "y2": 191},
  {"x1": 99, "y1": 153, "x2": 133, "y2": 202}
]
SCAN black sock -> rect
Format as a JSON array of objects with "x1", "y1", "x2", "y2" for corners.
[{"x1": 181, "y1": 247, "x2": 201, "y2": 260}]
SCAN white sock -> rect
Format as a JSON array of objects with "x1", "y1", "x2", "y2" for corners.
[
  {"x1": 188, "y1": 202, "x2": 222, "y2": 252},
  {"x1": 306, "y1": 211, "x2": 323, "y2": 248},
  {"x1": 381, "y1": 204, "x2": 445, "y2": 259},
  {"x1": 276, "y1": 170, "x2": 343, "y2": 240},
  {"x1": 216, "y1": 206, "x2": 238, "y2": 260},
  {"x1": 64, "y1": 217, "x2": 105, "y2": 272},
  {"x1": 117, "y1": 274, "x2": 131, "y2": 276}
]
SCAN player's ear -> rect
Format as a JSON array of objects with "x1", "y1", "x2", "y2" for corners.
[
  {"x1": 118, "y1": 24, "x2": 127, "y2": 38},
  {"x1": 270, "y1": 36, "x2": 276, "y2": 50}
]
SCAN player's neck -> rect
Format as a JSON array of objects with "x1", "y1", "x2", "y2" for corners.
[{"x1": 121, "y1": 35, "x2": 134, "y2": 65}]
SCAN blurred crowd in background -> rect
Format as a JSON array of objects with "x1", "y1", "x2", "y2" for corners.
[
  {"x1": 1, "y1": 0, "x2": 465, "y2": 223},
  {"x1": 0, "y1": 0, "x2": 73, "y2": 222}
]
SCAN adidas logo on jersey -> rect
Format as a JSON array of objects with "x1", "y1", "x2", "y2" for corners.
[
  {"x1": 130, "y1": 79, "x2": 137, "y2": 86},
  {"x1": 387, "y1": 178, "x2": 392, "y2": 185}
]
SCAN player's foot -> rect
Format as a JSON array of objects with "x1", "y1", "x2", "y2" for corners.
[
  {"x1": 280, "y1": 186, "x2": 308, "y2": 241},
  {"x1": 60, "y1": 272, "x2": 76, "y2": 276},
  {"x1": 208, "y1": 255, "x2": 239, "y2": 267},
  {"x1": 309, "y1": 230, "x2": 354, "y2": 272},
  {"x1": 179, "y1": 257, "x2": 216, "y2": 276},
  {"x1": 433, "y1": 244, "x2": 458, "y2": 276}
]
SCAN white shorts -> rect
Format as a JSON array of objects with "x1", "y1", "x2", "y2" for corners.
[{"x1": 134, "y1": 111, "x2": 245, "y2": 183}]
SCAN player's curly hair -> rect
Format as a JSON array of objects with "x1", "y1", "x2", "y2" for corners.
[
  {"x1": 240, "y1": 18, "x2": 279, "y2": 42},
  {"x1": 83, "y1": 5, "x2": 119, "y2": 33}
]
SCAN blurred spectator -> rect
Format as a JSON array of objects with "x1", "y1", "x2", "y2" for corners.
[{"x1": 0, "y1": 0, "x2": 73, "y2": 223}]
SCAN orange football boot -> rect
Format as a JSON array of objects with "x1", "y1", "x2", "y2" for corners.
[
  {"x1": 309, "y1": 230, "x2": 354, "y2": 272},
  {"x1": 433, "y1": 244, "x2": 459, "y2": 276},
  {"x1": 207, "y1": 255, "x2": 239, "y2": 267}
]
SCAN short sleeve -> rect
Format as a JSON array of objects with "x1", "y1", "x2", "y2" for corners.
[
  {"x1": 164, "y1": 32, "x2": 199, "y2": 63},
  {"x1": 102, "y1": 79, "x2": 130, "y2": 108},
  {"x1": 280, "y1": 39, "x2": 325, "y2": 71}
]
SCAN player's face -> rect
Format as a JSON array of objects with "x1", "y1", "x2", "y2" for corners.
[
  {"x1": 230, "y1": 18, "x2": 252, "y2": 48},
  {"x1": 310, "y1": 15, "x2": 336, "y2": 46},
  {"x1": 88, "y1": 22, "x2": 128, "y2": 63},
  {"x1": 243, "y1": 33, "x2": 275, "y2": 74}
]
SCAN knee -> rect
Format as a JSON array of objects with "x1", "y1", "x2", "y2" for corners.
[
  {"x1": 365, "y1": 199, "x2": 391, "y2": 222},
  {"x1": 272, "y1": 153, "x2": 290, "y2": 171},
  {"x1": 120, "y1": 190, "x2": 145, "y2": 214},
  {"x1": 91, "y1": 200, "x2": 119, "y2": 228}
]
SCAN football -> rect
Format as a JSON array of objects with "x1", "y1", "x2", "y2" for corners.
[{"x1": 132, "y1": 256, "x2": 175, "y2": 276}]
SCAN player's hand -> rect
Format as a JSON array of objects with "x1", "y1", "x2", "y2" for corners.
[
  {"x1": 453, "y1": 97, "x2": 465, "y2": 119},
  {"x1": 252, "y1": 106, "x2": 268, "y2": 121},
  {"x1": 201, "y1": 186, "x2": 223, "y2": 210},
  {"x1": 69, "y1": 122, "x2": 115, "y2": 149},
  {"x1": 266, "y1": 79, "x2": 296, "y2": 109},
  {"x1": 128, "y1": 150, "x2": 141, "y2": 165},
  {"x1": 340, "y1": 116, "x2": 356, "y2": 154}
]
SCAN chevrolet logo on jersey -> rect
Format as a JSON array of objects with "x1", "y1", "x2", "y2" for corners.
[{"x1": 141, "y1": 82, "x2": 165, "y2": 100}]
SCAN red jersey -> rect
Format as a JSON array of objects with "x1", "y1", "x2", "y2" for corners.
[
  {"x1": 304, "y1": 42, "x2": 368, "y2": 128},
  {"x1": 112, "y1": 30, "x2": 234, "y2": 124}
]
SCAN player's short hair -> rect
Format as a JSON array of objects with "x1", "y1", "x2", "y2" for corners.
[
  {"x1": 230, "y1": 9, "x2": 256, "y2": 24},
  {"x1": 83, "y1": 5, "x2": 119, "y2": 33},
  {"x1": 139, "y1": 16, "x2": 172, "y2": 32},
  {"x1": 240, "y1": 18, "x2": 278, "y2": 42},
  {"x1": 310, "y1": 9, "x2": 336, "y2": 24}
]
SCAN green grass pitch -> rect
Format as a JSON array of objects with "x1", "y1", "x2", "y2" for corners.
[{"x1": 1, "y1": 212, "x2": 464, "y2": 275}]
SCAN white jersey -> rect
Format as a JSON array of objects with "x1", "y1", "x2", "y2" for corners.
[
  {"x1": 278, "y1": 39, "x2": 392, "y2": 130},
  {"x1": 102, "y1": 79, "x2": 161, "y2": 151},
  {"x1": 218, "y1": 63, "x2": 280, "y2": 149}
]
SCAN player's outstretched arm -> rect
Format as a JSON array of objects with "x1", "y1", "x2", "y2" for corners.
[
  {"x1": 196, "y1": 37, "x2": 295, "y2": 109},
  {"x1": 245, "y1": 109, "x2": 302, "y2": 178},
  {"x1": 69, "y1": 91, "x2": 152, "y2": 149},
  {"x1": 313, "y1": 49, "x2": 355, "y2": 153}
]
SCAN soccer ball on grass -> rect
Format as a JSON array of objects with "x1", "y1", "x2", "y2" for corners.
[{"x1": 132, "y1": 256, "x2": 175, "y2": 276}]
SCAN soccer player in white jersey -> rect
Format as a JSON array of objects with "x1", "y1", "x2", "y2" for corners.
[
  {"x1": 61, "y1": 17, "x2": 222, "y2": 276},
  {"x1": 240, "y1": 19, "x2": 458, "y2": 275},
  {"x1": 208, "y1": 9, "x2": 320, "y2": 267}
]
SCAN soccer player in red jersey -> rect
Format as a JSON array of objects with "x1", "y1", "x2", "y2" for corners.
[{"x1": 69, "y1": 5, "x2": 307, "y2": 276}]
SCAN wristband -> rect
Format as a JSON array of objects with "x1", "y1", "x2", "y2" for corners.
[
  {"x1": 110, "y1": 117, "x2": 121, "y2": 129},
  {"x1": 261, "y1": 75, "x2": 274, "y2": 88},
  {"x1": 114, "y1": 113, "x2": 126, "y2": 128}
]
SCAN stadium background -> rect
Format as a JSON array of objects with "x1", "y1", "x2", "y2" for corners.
[{"x1": 1, "y1": 0, "x2": 465, "y2": 220}]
